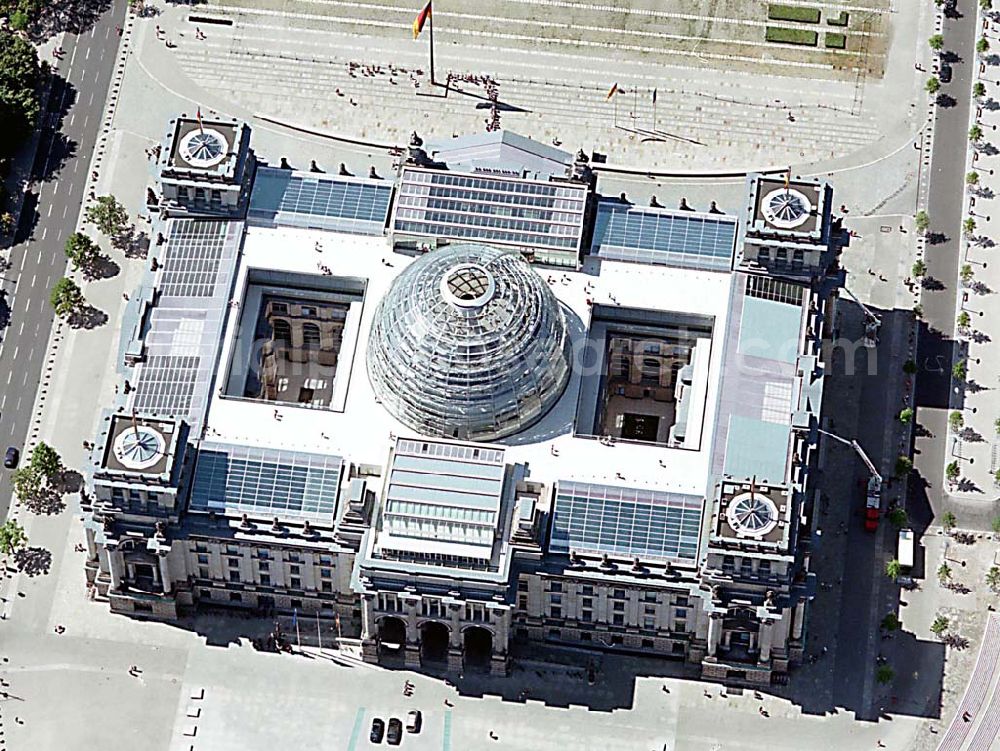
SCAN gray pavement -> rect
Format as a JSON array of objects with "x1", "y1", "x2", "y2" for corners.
[
  {"x1": 0, "y1": 0, "x2": 126, "y2": 518},
  {"x1": 913, "y1": 0, "x2": 978, "y2": 526}
]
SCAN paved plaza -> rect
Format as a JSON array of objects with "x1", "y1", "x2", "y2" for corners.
[{"x1": 4, "y1": 1, "x2": 1000, "y2": 750}]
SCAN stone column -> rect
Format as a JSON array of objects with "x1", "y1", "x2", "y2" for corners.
[
  {"x1": 792, "y1": 601, "x2": 807, "y2": 640},
  {"x1": 108, "y1": 549, "x2": 125, "y2": 591},
  {"x1": 758, "y1": 620, "x2": 774, "y2": 664},
  {"x1": 158, "y1": 553, "x2": 172, "y2": 594},
  {"x1": 707, "y1": 614, "x2": 722, "y2": 657}
]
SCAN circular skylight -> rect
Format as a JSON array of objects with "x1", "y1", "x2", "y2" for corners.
[
  {"x1": 726, "y1": 492, "x2": 779, "y2": 537},
  {"x1": 367, "y1": 243, "x2": 571, "y2": 442},
  {"x1": 442, "y1": 264, "x2": 496, "y2": 309},
  {"x1": 179, "y1": 127, "x2": 229, "y2": 168},
  {"x1": 761, "y1": 187, "x2": 812, "y2": 229},
  {"x1": 113, "y1": 425, "x2": 166, "y2": 471}
]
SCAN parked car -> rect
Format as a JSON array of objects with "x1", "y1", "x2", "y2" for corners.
[
  {"x1": 940, "y1": 63, "x2": 953, "y2": 84},
  {"x1": 405, "y1": 710, "x2": 422, "y2": 733},
  {"x1": 386, "y1": 718, "x2": 403, "y2": 746},
  {"x1": 369, "y1": 718, "x2": 385, "y2": 744},
  {"x1": 4, "y1": 446, "x2": 19, "y2": 469}
]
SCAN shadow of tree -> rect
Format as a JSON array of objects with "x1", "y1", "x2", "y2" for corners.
[
  {"x1": 81, "y1": 253, "x2": 120, "y2": 281},
  {"x1": 68, "y1": 304, "x2": 108, "y2": 330},
  {"x1": 921, "y1": 276, "x2": 946, "y2": 291},
  {"x1": 115, "y1": 227, "x2": 148, "y2": 259},
  {"x1": 935, "y1": 93, "x2": 957, "y2": 108},
  {"x1": 13, "y1": 546, "x2": 52, "y2": 577},
  {"x1": 926, "y1": 232, "x2": 949, "y2": 245},
  {"x1": 24, "y1": 0, "x2": 114, "y2": 42},
  {"x1": 58, "y1": 469, "x2": 84, "y2": 495},
  {"x1": 955, "y1": 478, "x2": 982, "y2": 494},
  {"x1": 21, "y1": 486, "x2": 65, "y2": 515}
]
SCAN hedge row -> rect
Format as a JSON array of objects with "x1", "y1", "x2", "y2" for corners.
[
  {"x1": 765, "y1": 26, "x2": 819, "y2": 46},
  {"x1": 767, "y1": 4, "x2": 821, "y2": 23}
]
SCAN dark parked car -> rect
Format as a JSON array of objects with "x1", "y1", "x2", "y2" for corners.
[
  {"x1": 370, "y1": 718, "x2": 385, "y2": 744},
  {"x1": 940, "y1": 63, "x2": 952, "y2": 84},
  {"x1": 3, "y1": 447, "x2": 19, "y2": 469},
  {"x1": 386, "y1": 718, "x2": 403, "y2": 746}
]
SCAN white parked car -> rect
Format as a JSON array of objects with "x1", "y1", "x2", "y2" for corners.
[{"x1": 405, "y1": 710, "x2": 422, "y2": 733}]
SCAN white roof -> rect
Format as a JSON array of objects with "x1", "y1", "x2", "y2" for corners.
[{"x1": 203, "y1": 225, "x2": 733, "y2": 498}]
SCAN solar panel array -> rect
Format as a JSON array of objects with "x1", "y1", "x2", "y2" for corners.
[
  {"x1": 190, "y1": 442, "x2": 344, "y2": 521},
  {"x1": 392, "y1": 167, "x2": 588, "y2": 265},
  {"x1": 248, "y1": 167, "x2": 393, "y2": 235},
  {"x1": 590, "y1": 202, "x2": 737, "y2": 271},
  {"x1": 551, "y1": 481, "x2": 703, "y2": 561},
  {"x1": 133, "y1": 219, "x2": 242, "y2": 432}
]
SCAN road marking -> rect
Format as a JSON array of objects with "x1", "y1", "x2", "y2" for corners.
[
  {"x1": 90, "y1": 25, "x2": 96, "y2": 38},
  {"x1": 46, "y1": 204, "x2": 52, "y2": 218},
  {"x1": 63, "y1": 205, "x2": 68, "y2": 218},
  {"x1": 29, "y1": 275, "x2": 35, "y2": 289},
  {"x1": 41, "y1": 227, "x2": 47, "y2": 240},
  {"x1": 69, "y1": 113, "x2": 75, "y2": 127},
  {"x1": 36, "y1": 250, "x2": 42, "y2": 264},
  {"x1": 0, "y1": 395, "x2": 5, "y2": 409},
  {"x1": 443, "y1": 710, "x2": 452, "y2": 751},
  {"x1": 345, "y1": 707, "x2": 366, "y2": 751},
  {"x1": 18, "y1": 322, "x2": 23, "y2": 336},
  {"x1": 88, "y1": 90, "x2": 95, "y2": 106},
  {"x1": 70, "y1": 44, "x2": 78, "y2": 66},
  {"x1": 52, "y1": 182, "x2": 59, "y2": 197},
  {"x1": 8, "y1": 423, "x2": 13, "y2": 435},
  {"x1": 85, "y1": 47, "x2": 91, "y2": 61},
  {"x1": 6, "y1": 369, "x2": 12, "y2": 384}
]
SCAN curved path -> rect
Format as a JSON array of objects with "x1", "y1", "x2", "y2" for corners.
[{"x1": 936, "y1": 614, "x2": 1000, "y2": 751}]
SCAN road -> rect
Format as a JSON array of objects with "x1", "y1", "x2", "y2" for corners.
[
  {"x1": 0, "y1": 0, "x2": 125, "y2": 517},
  {"x1": 914, "y1": 2, "x2": 978, "y2": 521}
]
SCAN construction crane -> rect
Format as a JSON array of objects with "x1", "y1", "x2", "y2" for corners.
[
  {"x1": 818, "y1": 428, "x2": 883, "y2": 531},
  {"x1": 840, "y1": 286, "x2": 881, "y2": 348}
]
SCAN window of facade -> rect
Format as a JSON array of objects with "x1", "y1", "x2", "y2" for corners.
[
  {"x1": 228, "y1": 557, "x2": 240, "y2": 568},
  {"x1": 643, "y1": 617, "x2": 656, "y2": 630},
  {"x1": 321, "y1": 581, "x2": 332, "y2": 593},
  {"x1": 550, "y1": 593, "x2": 562, "y2": 605},
  {"x1": 226, "y1": 545, "x2": 238, "y2": 555},
  {"x1": 517, "y1": 578, "x2": 528, "y2": 591},
  {"x1": 581, "y1": 584, "x2": 593, "y2": 596},
  {"x1": 195, "y1": 543, "x2": 208, "y2": 553},
  {"x1": 291, "y1": 599, "x2": 303, "y2": 610},
  {"x1": 643, "y1": 592, "x2": 657, "y2": 603},
  {"x1": 229, "y1": 570, "x2": 240, "y2": 583},
  {"x1": 197, "y1": 554, "x2": 209, "y2": 565},
  {"x1": 319, "y1": 555, "x2": 333, "y2": 566},
  {"x1": 740, "y1": 558, "x2": 754, "y2": 577},
  {"x1": 581, "y1": 610, "x2": 592, "y2": 622},
  {"x1": 549, "y1": 581, "x2": 562, "y2": 593},
  {"x1": 613, "y1": 588, "x2": 626, "y2": 599},
  {"x1": 302, "y1": 323, "x2": 321, "y2": 348},
  {"x1": 547, "y1": 628, "x2": 561, "y2": 639},
  {"x1": 290, "y1": 577, "x2": 301, "y2": 589},
  {"x1": 259, "y1": 561, "x2": 270, "y2": 571},
  {"x1": 198, "y1": 567, "x2": 209, "y2": 579},
  {"x1": 758, "y1": 560, "x2": 771, "y2": 576},
  {"x1": 229, "y1": 592, "x2": 242, "y2": 602},
  {"x1": 260, "y1": 574, "x2": 271, "y2": 586},
  {"x1": 612, "y1": 613, "x2": 625, "y2": 626},
  {"x1": 676, "y1": 595, "x2": 689, "y2": 607},
  {"x1": 642, "y1": 638, "x2": 655, "y2": 649},
  {"x1": 128, "y1": 489, "x2": 141, "y2": 503},
  {"x1": 320, "y1": 568, "x2": 331, "y2": 579},
  {"x1": 272, "y1": 320, "x2": 292, "y2": 345},
  {"x1": 550, "y1": 606, "x2": 561, "y2": 619},
  {"x1": 288, "y1": 552, "x2": 300, "y2": 563},
  {"x1": 613, "y1": 600, "x2": 625, "y2": 612},
  {"x1": 675, "y1": 608, "x2": 687, "y2": 619},
  {"x1": 644, "y1": 605, "x2": 656, "y2": 616},
  {"x1": 257, "y1": 549, "x2": 270, "y2": 560},
  {"x1": 289, "y1": 565, "x2": 300, "y2": 575},
  {"x1": 722, "y1": 556, "x2": 735, "y2": 574}
]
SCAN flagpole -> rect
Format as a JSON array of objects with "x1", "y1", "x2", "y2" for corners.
[
  {"x1": 653, "y1": 90, "x2": 657, "y2": 131},
  {"x1": 316, "y1": 611, "x2": 323, "y2": 651},
  {"x1": 428, "y1": 1, "x2": 436, "y2": 85}
]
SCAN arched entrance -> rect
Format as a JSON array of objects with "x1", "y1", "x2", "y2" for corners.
[
  {"x1": 463, "y1": 626, "x2": 493, "y2": 671},
  {"x1": 377, "y1": 616, "x2": 407, "y2": 661},
  {"x1": 420, "y1": 621, "x2": 450, "y2": 665}
]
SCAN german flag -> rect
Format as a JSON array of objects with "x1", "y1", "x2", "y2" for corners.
[
  {"x1": 606, "y1": 82, "x2": 619, "y2": 100},
  {"x1": 413, "y1": 1, "x2": 432, "y2": 39}
]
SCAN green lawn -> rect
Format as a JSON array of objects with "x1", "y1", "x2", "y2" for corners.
[
  {"x1": 827, "y1": 10, "x2": 850, "y2": 26},
  {"x1": 825, "y1": 32, "x2": 847, "y2": 49},
  {"x1": 767, "y1": 4, "x2": 822, "y2": 23},
  {"x1": 765, "y1": 26, "x2": 820, "y2": 46}
]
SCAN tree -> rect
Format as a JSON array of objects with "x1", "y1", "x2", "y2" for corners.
[
  {"x1": 961, "y1": 264, "x2": 975, "y2": 285},
  {"x1": 64, "y1": 232, "x2": 100, "y2": 272},
  {"x1": 885, "y1": 559, "x2": 902, "y2": 581},
  {"x1": 899, "y1": 407, "x2": 914, "y2": 424},
  {"x1": 913, "y1": 303, "x2": 924, "y2": 319},
  {"x1": 943, "y1": 510, "x2": 957, "y2": 532},
  {"x1": 995, "y1": 468, "x2": 1000, "y2": 486},
  {"x1": 0, "y1": 211, "x2": 14, "y2": 234},
  {"x1": 50, "y1": 277, "x2": 84, "y2": 317},
  {"x1": 958, "y1": 310, "x2": 971, "y2": 332},
  {"x1": 978, "y1": 36, "x2": 991, "y2": 55},
  {"x1": 29, "y1": 441, "x2": 61, "y2": 483},
  {"x1": 912, "y1": 259, "x2": 928, "y2": 278},
  {"x1": 84, "y1": 195, "x2": 129, "y2": 238},
  {"x1": 949, "y1": 410, "x2": 965, "y2": 431},
  {"x1": 881, "y1": 613, "x2": 900, "y2": 631},
  {"x1": 876, "y1": 664, "x2": 895, "y2": 685},
  {"x1": 964, "y1": 217, "x2": 978, "y2": 235},
  {"x1": 889, "y1": 507, "x2": 908, "y2": 528},
  {"x1": 938, "y1": 563, "x2": 953, "y2": 584},
  {"x1": 967, "y1": 171, "x2": 980, "y2": 187},
  {"x1": 987, "y1": 566, "x2": 1000, "y2": 592},
  {"x1": 946, "y1": 461, "x2": 961, "y2": 484},
  {"x1": 931, "y1": 615, "x2": 950, "y2": 636},
  {"x1": 995, "y1": 417, "x2": 1000, "y2": 435},
  {"x1": 895, "y1": 456, "x2": 913, "y2": 477},
  {"x1": 915, "y1": 210, "x2": 930, "y2": 233},
  {"x1": 929, "y1": 34, "x2": 945, "y2": 51},
  {"x1": 10, "y1": 466, "x2": 40, "y2": 502},
  {"x1": 0, "y1": 30, "x2": 42, "y2": 157},
  {"x1": 953, "y1": 358, "x2": 967, "y2": 381},
  {"x1": 0, "y1": 519, "x2": 26, "y2": 555},
  {"x1": 970, "y1": 125, "x2": 984, "y2": 143},
  {"x1": 982, "y1": 0, "x2": 993, "y2": 11},
  {"x1": 974, "y1": 81, "x2": 987, "y2": 98},
  {"x1": 926, "y1": 77, "x2": 941, "y2": 95},
  {"x1": 903, "y1": 359, "x2": 918, "y2": 375}
]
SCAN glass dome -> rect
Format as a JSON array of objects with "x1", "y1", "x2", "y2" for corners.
[{"x1": 367, "y1": 243, "x2": 571, "y2": 441}]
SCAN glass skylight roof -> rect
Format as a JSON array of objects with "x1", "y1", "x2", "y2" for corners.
[
  {"x1": 367, "y1": 243, "x2": 571, "y2": 442},
  {"x1": 551, "y1": 481, "x2": 704, "y2": 561},
  {"x1": 190, "y1": 442, "x2": 344, "y2": 521},
  {"x1": 392, "y1": 167, "x2": 588, "y2": 265},
  {"x1": 248, "y1": 167, "x2": 393, "y2": 235},
  {"x1": 590, "y1": 201, "x2": 737, "y2": 271}
]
